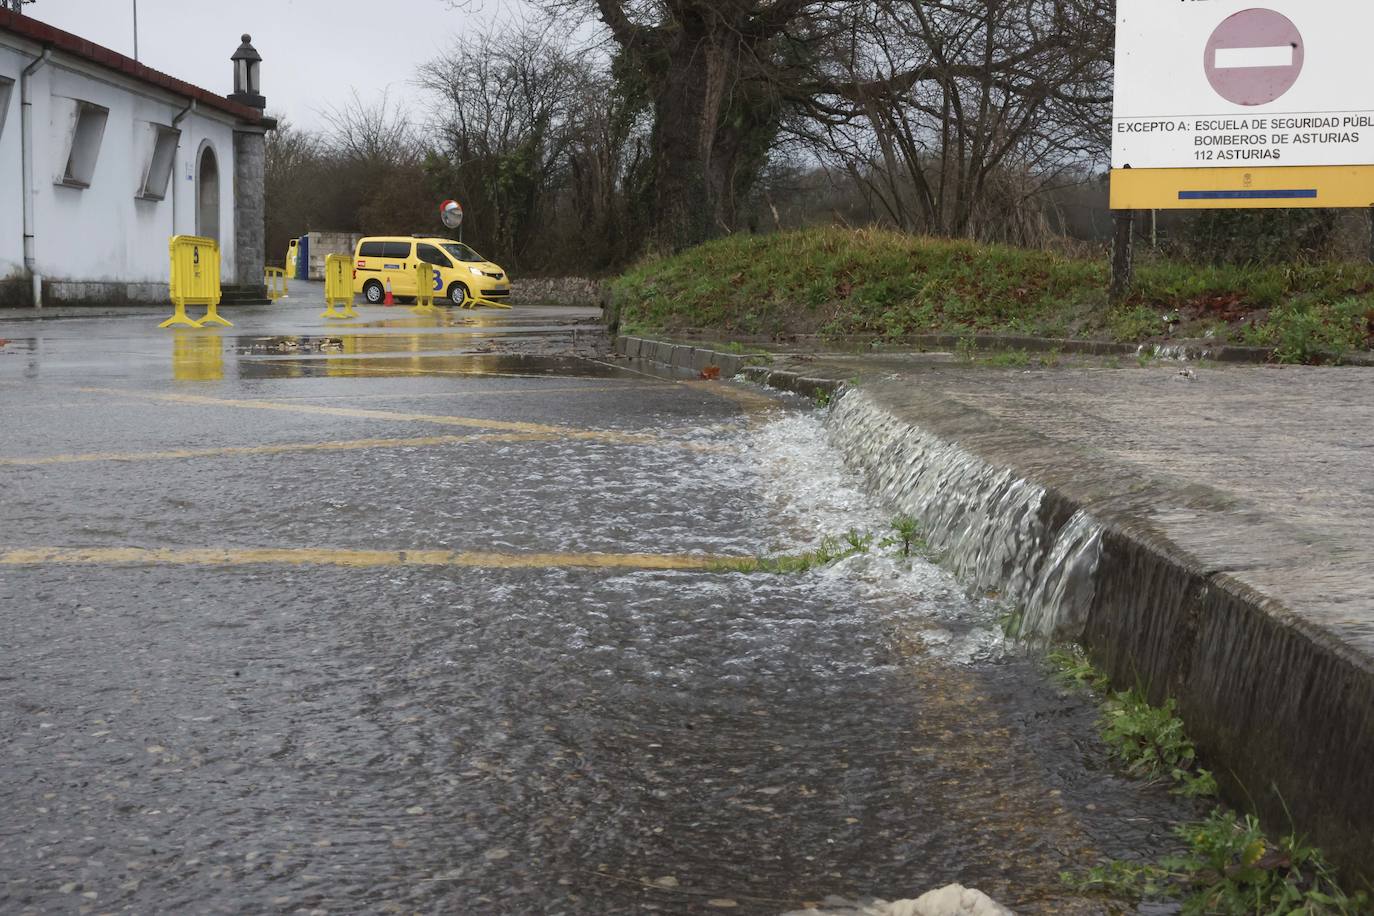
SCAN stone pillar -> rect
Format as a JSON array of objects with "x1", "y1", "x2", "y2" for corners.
[{"x1": 232, "y1": 127, "x2": 267, "y2": 288}]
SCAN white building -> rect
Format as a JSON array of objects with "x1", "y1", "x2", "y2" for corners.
[{"x1": 0, "y1": 10, "x2": 271, "y2": 307}]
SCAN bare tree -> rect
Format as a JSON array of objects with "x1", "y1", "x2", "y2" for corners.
[
  {"x1": 323, "y1": 89, "x2": 419, "y2": 170},
  {"x1": 512, "y1": 0, "x2": 847, "y2": 252},
  {"x1": 264, "y1": 117, "x2": 323, "y2": 262},
  {"x1": 792, "y1": 0, "x2": 1113, "y2": 242},
  {"x1": 418, "y1": 21, "x2": 644, "y2": 267}
]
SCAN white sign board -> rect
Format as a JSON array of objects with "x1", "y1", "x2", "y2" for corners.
[{"x1": 1113, "y1": 1, "x2": 1374, "y2": 170}]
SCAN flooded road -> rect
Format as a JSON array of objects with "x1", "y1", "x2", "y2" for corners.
[{"x1": 0, "y1": 292, "x2": 1193, "y2": 914}]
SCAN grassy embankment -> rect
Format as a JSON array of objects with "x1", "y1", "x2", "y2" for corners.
[{"x1": 612, "y1": 227, "x2": 1374, "y2": 362}]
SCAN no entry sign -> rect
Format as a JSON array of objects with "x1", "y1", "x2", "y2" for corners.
[
  {"x1": 1112, "y1": 0, "x2": 1374, "y2": 172},
  {"x1": 1204, "y1": 9, "x2": 1304, "y2": 107}
]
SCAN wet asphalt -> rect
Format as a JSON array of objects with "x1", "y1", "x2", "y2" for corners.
[{"x1": 0, "y1": 288, "x2": 1196, "y2": 915}]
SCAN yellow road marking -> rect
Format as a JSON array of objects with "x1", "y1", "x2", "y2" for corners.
[
  {"x1": 579, "y1": 357, "x2": 781, "y2": 417},
  {"x1": 80, "y1": 386, "x2": 575, "y2": 434},
  {"x1": 680, "y1": 379, "x2": 781, "y2": 413},
  {"x1": 0, "y1": 432, "x2": 563, "y2": 467},
  {"x1": 76, "y1": 387, "x2": 688, "y2": 448},
  {"x1": 274, "y1": 383, "x2": 672, "y2": 402},
  {"x1": 0, "y1": 546, "x2": 735, "y2": 572},
  {"x1": 264, "y1": 360, "x2": 609, "y2": 381}
]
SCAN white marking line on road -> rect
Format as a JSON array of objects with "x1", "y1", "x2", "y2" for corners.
[
  {"x1": 1214, "y1": 45, "x2": 1294, "y2": 69},
  {"x1": 581, "y1": 357, "x2": 674, "y2": 381},
  {"x1": 0, "y1": 546, "x2": 739, "y2": 572}
]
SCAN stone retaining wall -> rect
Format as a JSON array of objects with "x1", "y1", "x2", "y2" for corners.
[{"x1": 513, "y1": 277, "x2": 604, "y2": 307}]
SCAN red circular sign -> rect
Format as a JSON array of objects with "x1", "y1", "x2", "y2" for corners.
[
  {"x1": 1204, "y1": 9, "x2": 1304, "y2": 107},
  {"x1": 440, "y1": 199, "x2": 463, "y2": 230}
]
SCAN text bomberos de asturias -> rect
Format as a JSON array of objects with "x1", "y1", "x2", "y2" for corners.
[{"x1": 1118, "y1": 115, "x2": 1374, "y2": 161}]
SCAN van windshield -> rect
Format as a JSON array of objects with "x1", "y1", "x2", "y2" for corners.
[{"x1": 441, "y1": 243, "x2": 483, "y2": 263}]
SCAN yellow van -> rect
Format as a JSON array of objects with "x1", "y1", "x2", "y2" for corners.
[{"x1": 352, "y1": 236, "x2": 511, "y2": 306}]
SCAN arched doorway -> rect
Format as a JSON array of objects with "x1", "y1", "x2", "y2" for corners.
[{"x1": 196, "y1": 145, "x2": 220, "y2": 242}]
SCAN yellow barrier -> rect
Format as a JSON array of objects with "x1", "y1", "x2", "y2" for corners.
[
  {"x1": 264, "y1": 267, "x2": 288, "y2": 302},
  {"x1": 411, "y1": 264, "x2": 440, "y2": 314},
  {"x1": 321, "y1": 254, "x2": 358, "y2": 319},
  {"x1": 458, "y1": 292, "x2": 512, "y2": 311},
  {"x1": 162, "y1": 236, "x2": 230, "y2": 328}
]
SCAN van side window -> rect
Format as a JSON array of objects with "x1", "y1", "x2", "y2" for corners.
[
  {"x1": 416, "y1": 244, "x2": 452, "y2": 267},
  {"x1": 383, "y1": 241, "x2": 413, "y2": 259},
  {"x1": 358, "y1": 242, "x2": 386, "y2": 257}
]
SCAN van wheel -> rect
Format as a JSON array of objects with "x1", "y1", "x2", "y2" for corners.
[
  {"x1": 363, "y1": 281, "x2": 384, "y2": 304},
  {"x1": 448, "y1": 282, "x2": 470, "y2": 306}
]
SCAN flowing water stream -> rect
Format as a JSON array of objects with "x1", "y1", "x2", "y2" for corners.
[
  {"x1": 825, "y1": 390, "x2": 1107, "y2": 643},
  {"x1": 0, "y1": 347, "x2": 1190, "y2": 914}
]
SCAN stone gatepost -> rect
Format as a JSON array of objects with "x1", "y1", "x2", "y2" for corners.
[
  {"x1": 233, "y1": 126, "x2": 268, "y2": 287},
  {"x1": 228, "y1": 34, "x2": 271, "y2": 290}
]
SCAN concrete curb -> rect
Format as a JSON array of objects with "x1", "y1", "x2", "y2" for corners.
[
  {"x1": 817, "y1": 388, "x2": 1374, "y2": 884},
  {"x1": 613, "y1": 335, "x2": 755, "y2": 379},
  {"x1": 621, "y1": 330, "x2": 1374, "y2": 882},
  {"x1": 622, "y1": 329, "x2": 1374, "y2": 367},
  {"x1": 0, "y1": 306, "x2": 176, "y2": 322}
]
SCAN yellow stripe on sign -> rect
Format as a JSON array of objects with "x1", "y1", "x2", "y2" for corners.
[
  {"x1": 1110, "y1": 165, "x2": 1374, "y2": 210},
  {"x1": 0, "y1": 546, "x2": 734, "y2": 572},
  {"x1": 0, "y1": 432, "x2": 563, "y2": 467}
]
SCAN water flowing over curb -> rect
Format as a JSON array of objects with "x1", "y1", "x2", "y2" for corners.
[
  {"x1": 615, "y1": 334, "x2": 1374, "y2": 879},
  {"x1": 826, "y1": 390, "x2": 1102, "y2": 641}
]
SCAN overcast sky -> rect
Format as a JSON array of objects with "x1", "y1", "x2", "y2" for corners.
[{"x1": 26, "y1": 0, "x2": 534, "y2": 130}]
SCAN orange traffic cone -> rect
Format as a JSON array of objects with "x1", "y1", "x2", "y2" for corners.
[{"x1": 383, "y1": 277, "x2": 394, "y2": 306}]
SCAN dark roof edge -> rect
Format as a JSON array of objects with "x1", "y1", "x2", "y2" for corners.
[{"x1": 0, "y1": 9, "x2": 262, "y2": 124}]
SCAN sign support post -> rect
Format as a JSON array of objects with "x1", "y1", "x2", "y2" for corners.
[
  {"x1": 1367, "y1": 207, "x2": 1374, "y2": 264},
  {"x1": 1110, "y1": 211, "x2": 1136, "y2": 301}
]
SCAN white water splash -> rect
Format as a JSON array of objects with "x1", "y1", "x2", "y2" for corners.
[
  {"x1": 743, "y1": 411, "x2": 1009, "y2": 663},
  {"x1": 824, "y1": 389, "x2": 1104, "y2": 642}
]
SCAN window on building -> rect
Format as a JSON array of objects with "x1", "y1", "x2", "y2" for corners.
[
  {"x1": 59, "y1": 100, "x2": 109, "y2": 188},
  {"x1": 0, "y1": 78, "x2": 14, "y2": 142},
  {"x1": 138, "y1": 124, "x2": 180, "y2": 201}
]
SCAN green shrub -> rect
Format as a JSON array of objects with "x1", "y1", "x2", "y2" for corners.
[{"x1": 611, "y1": 227, "x2": 1374, "y2": 361}]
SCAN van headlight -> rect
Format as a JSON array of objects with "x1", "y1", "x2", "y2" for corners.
[{"x1": 469, "y1": 267, "x2": 484, "y2": 277}]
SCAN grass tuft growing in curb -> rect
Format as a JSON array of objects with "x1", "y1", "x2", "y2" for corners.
[
  {"x1": 1048, "y1": 648, "x2": 1370, "y2": 914},
  {"x1": 715, "y1": 517, "x2": 934, "y2": 575},
  {"x1": 1048, "y1": 648, "x2": 1216, "y2": 797}
]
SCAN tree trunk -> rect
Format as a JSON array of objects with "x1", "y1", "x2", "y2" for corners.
[{"x1": 646, "y1": 13, "x2": 778, "y2": 253}]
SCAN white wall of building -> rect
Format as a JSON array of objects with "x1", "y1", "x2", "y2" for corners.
[
  {"x1": 0, "y1": 44, "x2": 27, "y2": 280},
  {"x1": 0, "y1": 33, "x2": 241, "y2": 299}
]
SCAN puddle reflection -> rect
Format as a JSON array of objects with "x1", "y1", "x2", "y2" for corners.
[
  {"x1": 171, "y1": 332, "x2": 225, "y2": 381},
  {"x1": 237, "y1": 352, "x2": 627, "y2": 380}
]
